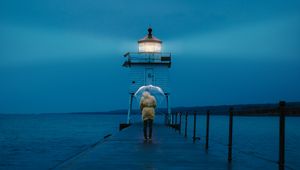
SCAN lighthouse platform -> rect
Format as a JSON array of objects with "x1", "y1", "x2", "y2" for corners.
[{"x1": 54, "y1": 123, "x2": 277, "y2": 170}]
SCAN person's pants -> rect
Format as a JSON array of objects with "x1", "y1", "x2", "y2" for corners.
[{"x1": 143, "y1": 119, "x2": 153, "y2": 139}]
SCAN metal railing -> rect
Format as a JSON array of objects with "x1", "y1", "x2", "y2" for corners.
[
  {"x1": 123, "y1": 52, "x2": 171, "y2": 67},
  {"x1": 168, "y1": 101, "x2": 288, "y2": 170}
]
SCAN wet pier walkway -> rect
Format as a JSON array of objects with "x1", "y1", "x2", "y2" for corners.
[{"x1": 57, "y1": 124, "x2": 277, "y2": 170}]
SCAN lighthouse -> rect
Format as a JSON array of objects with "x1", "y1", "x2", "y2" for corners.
[{"x1": 123, "y1": 27, "x2": 172, "y2": 124}]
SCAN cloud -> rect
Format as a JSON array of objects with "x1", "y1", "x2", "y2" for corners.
[
  {"x1": 0, "y1": 24, "x2": 134, "y2": 67},
  {"x1": 166, "y1": 15, "x2": 300, "y2": 60}
]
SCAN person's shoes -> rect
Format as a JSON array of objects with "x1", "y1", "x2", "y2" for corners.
[
  {"x1": 148, "y1": 138, "x2": 152, "y2": 141},
  {"x1": 144, "y1": 137, "x2": 148, "y2": 141}
]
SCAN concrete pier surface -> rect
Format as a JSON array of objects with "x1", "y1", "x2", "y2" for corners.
[{"x1": 56, "y1": 124, "x2": 278, "y2": 170}]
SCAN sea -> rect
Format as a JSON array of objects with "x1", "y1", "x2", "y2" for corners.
[{"x1": 0, "y1": 114, "x2": 299, "y2": 170}]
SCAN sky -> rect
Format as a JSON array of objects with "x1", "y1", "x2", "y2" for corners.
[{"x1": 0, "y1": 0, "x2": 300, "y2": 113}]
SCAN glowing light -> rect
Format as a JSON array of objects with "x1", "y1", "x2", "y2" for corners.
[{"x1": 138, "y1": 42, "x2": 162, "y2": 53}]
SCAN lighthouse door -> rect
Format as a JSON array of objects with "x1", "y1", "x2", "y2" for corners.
[{"x1": 145, "y1": 68, "x2": 154, "y2": 85}]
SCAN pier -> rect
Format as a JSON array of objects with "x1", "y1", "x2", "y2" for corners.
[
  {"x1": 50, "y1": 101, "x2": 291, "y2": 170},
  {"x1": 54, "y1": 114, "x2": 284, "y2": 170}
]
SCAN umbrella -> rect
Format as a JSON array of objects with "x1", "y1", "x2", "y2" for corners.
[{"x1": 134, "y1": 85, "x2": 166, "y2": 106}]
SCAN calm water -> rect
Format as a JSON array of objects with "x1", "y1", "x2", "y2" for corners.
[
  {"x1": 0, "y1": 114, "x2": 299, "y2": 169},
  {"x1": 0, "y1": 114, "x2": 125, "y2": 170},
  {"x1": 185, "y1": 115, "x2": 300, "y2": 170}
]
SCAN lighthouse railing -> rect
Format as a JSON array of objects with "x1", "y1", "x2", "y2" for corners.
[{"x1": 123, "y1": 52, "x2": 171, "y2": 65}]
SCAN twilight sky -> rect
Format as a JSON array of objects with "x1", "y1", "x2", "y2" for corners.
[{"x1": 0, "y1": 0, "x2": 300, "y2": 113}]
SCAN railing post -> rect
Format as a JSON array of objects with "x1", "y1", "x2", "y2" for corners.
[
  {"x1": 170, "y1": 113, "x2": 172, "y2": 125},
  {"x1": 279, "y1": 101, "x2": 286, "y2": 170},
  {"x1": 172, "y1": 113, "x2": 174, "y2": 125},
  {"x1": 206, "y1": 110, "x2": 210, "y2": 150},
  {"x1": 228, "y1": 107, "x2": 233, "y2": 162},
  {"x1": 179, "y1": 112, "x2": 182, "y2": 134},
  {"x1": 174, "y1": 113, "x2": 178, "y2": 131},
  {"x1": 193, "y1": 111, "x2": 197, "y2": 143},
  {"x1": 185, "y1": 112, "x2": 188, "y2": 137}
]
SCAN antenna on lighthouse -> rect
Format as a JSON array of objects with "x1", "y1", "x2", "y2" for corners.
[{"x1": 147, "y1": 27, "x2": 153, "y2": 38}]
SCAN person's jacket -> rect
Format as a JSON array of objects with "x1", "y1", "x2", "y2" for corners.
[{"x1": 140, "y1": 95, "x2": 157, "y2": 121}]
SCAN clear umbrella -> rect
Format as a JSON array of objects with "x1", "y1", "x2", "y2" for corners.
[{"x1": 134, "y1": 85, "x2": 166, "y2": 106}]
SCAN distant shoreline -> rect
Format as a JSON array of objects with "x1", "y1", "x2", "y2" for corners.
[
  {"x1": 1, "y1": 102, "x2": 300, "y2": 116},
  {"x1": 0, "y1": 113, "x2": 299, "y2": 117}
]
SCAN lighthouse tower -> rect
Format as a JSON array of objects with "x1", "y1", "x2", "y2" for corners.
[{"x1": 123, "y1": 27, "x2": 172, "y2": 124}]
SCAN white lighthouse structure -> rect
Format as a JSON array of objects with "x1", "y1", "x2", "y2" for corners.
[{"x1": 123, "y1": 27, "x2": 172, "y2": 124}]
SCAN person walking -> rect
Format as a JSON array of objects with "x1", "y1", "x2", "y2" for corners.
[{"x1": 140, "y1": 91, "x2": 157, "y2": 141}]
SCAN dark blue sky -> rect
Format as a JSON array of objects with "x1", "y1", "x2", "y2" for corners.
[{"x1": 0, "y1": 0, "x2": 300, "y2": 113}]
